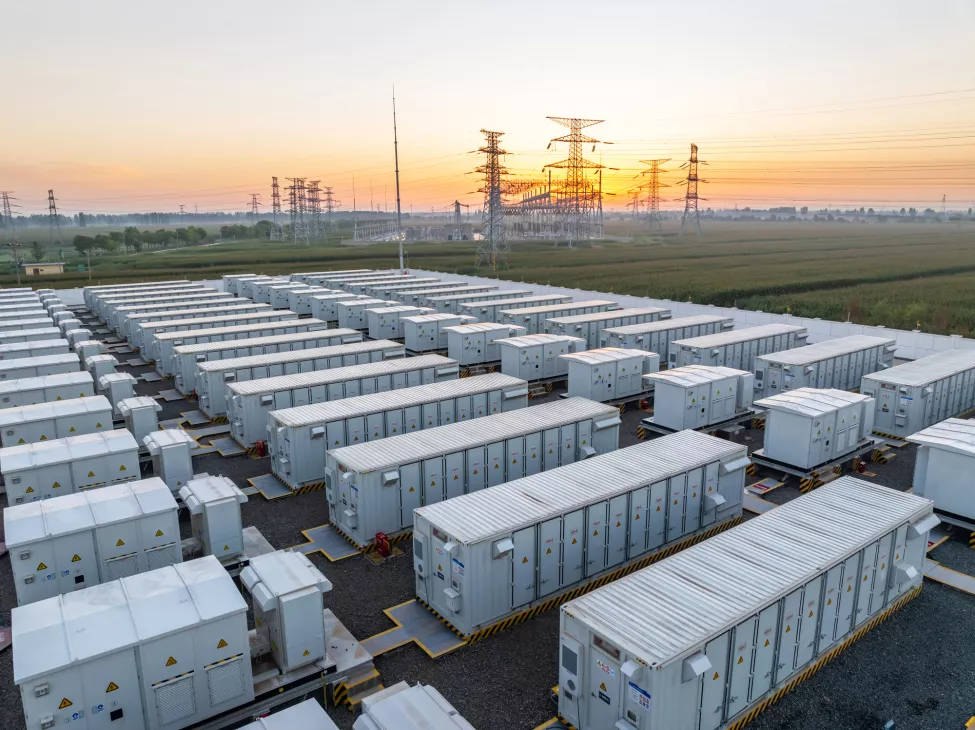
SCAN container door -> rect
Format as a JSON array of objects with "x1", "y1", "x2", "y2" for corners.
[
  {"x1": 585, "y1": 502, "x2": 607, "y2": 577},
  {"x1": 407, "y1": 368, "x2": 422, "y2": 387},
  {"x1": 855, "y1": 542, "x2": 878, "y2": 627},
  {"x1": 423, "y1": 458, "x2": 444, "y2": 506},
  {"x1": 561, "y1": 426, "x2": 575, "y2": 467},
  {"x1": 404, "y1": 405, "x2": 421, "y2": 433},
  {"x1": 485, "y1": 390, "x2": 500, "y2": 415},
  {"x1": 605, "y1": 494, "x2": 628, "y2": 568},
  {"x1": 818, "y1": 563, "x2": 844, "y2": 652},
  {"x1": 749, "y1": 604, "x2": 779, "y2": 701},
  {"x1": 775, "y1": 588, "x2": 803, "y2": 683},
  {"x1": 327, "y1": 383, "x2": 344, "y2": 401},
  {"x1": 795, "y1": 576, "x2": 823, "y2": 669},
  {"x1": 875, "y1": 386, "x2": 895, "y2": 432},
  {"x1": 443, "y1": 451, "x2": 465, "y2": 499},
  {"x1": 538, "y1": 518, "x2": 562, "y2": 597},
  {"x1": 890, "y1": 524, "x2": 910, "y2": 598},
  {"x1": 869, "y1": 531, "x2": 894, "y2": 615},
  {"x1": 835, "y1": 554, "x2": 860, "y2": 641},
  {"x1": 466, "y1": 447, "x2": 486, "y2": 492},
  {"x1": 648, "y1": 481, "x2": 667, "y2": 550},
  {"x1": 310, "y1": 386, "x2": 326, "y2": 403},
  {"x1": 667, "y1": 474, "x2": 686, "y2": 543},
  {"x1": 586, "y1": 648, "x2": 621, "y2": 730},
  {"x1": 346, "y1": 416, "x2": 365, "y2": 445},
  {"x1": 511, "y1": 527, "x2": 536, "y2": 608},
  {"x1": 701, "y1": 462, "x2": 720, "y2": 527},
  {"x1": 684, "y1": 467, "x2": 703, "y2": 534},
  {"x1": 628, "y1": 485, "x2": 649, "y2": 558},
  {"x1": 326, "y1": 420, "x2": 345, "y2": 449},
  {"x1": 543, "y1": 346, "x2": 557, "y2": 378},
  {"x1": 506, "y1": 437, "x2": 525, "y2": 480},
  {"x1": 524, "y1": 431, "x2": 542, "y2": 476},
  {"x1": 346, "y1": 378, "x2": 362, "y2": 397},
  {"x1": 487, "y1": 441, "x2": 505, "y2": 486},
  {"x1": 726, "y1": 616, "x2": 757, "y2": 720},
  {"x1": 273, "y1": 391, "x2": 290, "y2": 410},
  {"x1": 392, "y1": 372, "x2": 407, "y2": 389},
  {"x1": 699, "y1": 631, "x2": 730, "y2": 730},
  {"x1": 422, "y1": 402, "x2": 439, "y2": 428},
  {"x1": 577, "y1": 418, "x2": 594, "y2": 456},
  {"x1": 455, "y1": 396, "x2": 472, "y2": 422},
  {"x1": 543, "y1": 428, "x2": 561, "y2": 470},
  {"x1": 385, "y1": 409, "x2": 403, "y2": 437},
  {"x1": 438, "y1": 398, "x2": 453, "y2": 426},
  {"x1": 562, "y1": 509, "x2": 585, "y2": 587}
]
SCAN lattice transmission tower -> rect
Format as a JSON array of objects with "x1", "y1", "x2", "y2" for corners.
[
  {"x1": 307, "y1": 181, "x2": 323, "y2": 240},
  {"x1": 639, "y1": 158, "x2": 670, "y2": 231},
  {"x1": 322, "y1": 187, "x2": 340, "y2": 232},
  {"x1": 47, "y1": 190, "x2": 63, "y2": 246},
  {"x1": 1, "y1": 192, "x2": 17, "y2": 243},
  {"x1": 286, "y1": 178, "x2": 309, "y2": 245},
  {"x1": 678, "y1": 144, "x2": 706, "y2": 236},
  {"x1": 475, "y1": 129, "x2": 509, "y2": 270},
  {"x1": 270, "y1": 177, "x2": 283, "y2": 240},
  {"x1": 544, "y1": 116, "x2": 606, "y2": 247},
  {"x1": 249, "y1": 194, "x2": 260, "y2": 221}
]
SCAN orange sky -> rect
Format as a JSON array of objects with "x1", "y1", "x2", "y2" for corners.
[{"x1": 2, "y1": 0, "x2": 974, "y2": 215}]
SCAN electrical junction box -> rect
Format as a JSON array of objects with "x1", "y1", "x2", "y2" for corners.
[
  {"x1": 98, "y1": 373, "x2": 137, "y2": 415},
  {"x1": 144, "y1": 429, "x2": 198, "y2": 491},
  {"x1": 179, "y1": 475, "x2": 248, "y2": 561},
  {"x1": 118, "y1": 396, "x2": 162, "y2": 445}
]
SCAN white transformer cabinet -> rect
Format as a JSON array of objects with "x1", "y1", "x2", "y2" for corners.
[
  {"x1": 118, "y1": 396, "x2": 163, "y2": 444},
  {"x1": 354, "y1": 683, "x2": 475, "y2": 730},
  {"x1": 99, "y1": 372, "x2": 138, "y2": 415},
  {"x1": 500, "y1": 300, "x2": 617, "y2": 335},
  {"x1": 144, "y1": 429, "x2": 198, "y2": 491},
  {"x1": 240, "y1": 551, "x2": 333, "y2": 673},
  {"x1": 0, "y1": 395, "x2": 114, "y2": 447},
  {"x1": 179, "y1": 475, "x2": 249, "y2": 561},
  {"x1": 366, "y1": 305, "x2": 434, "y2": 340},
  {"x1": 907, "y1": 418, "x2": 975, "y2": 525},
  {"x1": 0, "y1": 338, "x2": 70, "y2": 360},
  {"x1": 498, "y1": 334, "x2": 587, "y2": 382},
  {"x1": 403, "y1": 314, "x2": 478, "y2": 353},
  {"x1": 603, "y1": 313, "x2": 735, "y2": 357},
  {"x1": 336, "y1": 298, "x2": 397, "y2": 330},
  {"x1": 0, "y1": 371, "x2": 95, "y2": 410},
  {"x1": 64, "y1": 329, "x2": 92, "y2": 348},
  {"x1": 669, "y1": 323, "x2": 808, "y2": 371},
  {"x1": 445, "y1": 322, "x2": 527, "y2": 366},
  {"x1": 561, "y1": 348, "x2": 660, "y2": 402},
  {"x1": 4, "y1": 477, "x2": 181, "y2": 605},
  {"x1": 85, "y1": 354, "x2": 118, "y2": 384},
  {"x1": 0, "y1": 327, "x2": 63, "y2": 345},
  {"x1": 646, "y1": 365, "x2": 755, "y2": 431},
  {"x1": 74, "y1": 340, "x2": 103, "y2": 362}
]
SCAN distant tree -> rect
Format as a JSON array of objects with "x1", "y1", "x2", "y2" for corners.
[
  {"x1": 29, "y1": 241, "x2": 44, "y2": 262},
  {"x1": 923, "y1": 208, "x2": 936, "y2": 217},
  {"x1": 900, "y1": 208, "x2": 906, "y2": 215},
  {"x1": 909, "y1": 208, "x2": 918, "y2": 218},
  {"x1": 73, "y1": 235, "x2": 96, "y2": 256},
  {"x1": 93, "y1": 234, "x2": 117, "y2": 253},
  {"x1": 859, "y1": 207, "x2": 866, "y2": 215},
  {"x1": 867, "y1": 208, "x2": 875, "y2": 215},
  {"x1": 800, "y1": 206, "x2": 808, "y2": 215}
]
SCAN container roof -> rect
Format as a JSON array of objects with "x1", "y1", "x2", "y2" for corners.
[
  {"x1": 645, "y1": 364, "x2": 747, "y2": 387},
  {"x1": 560, "y1": 348, "x2": 651, "y2": 365},
  {"x1": 495, "y1": 334, "x2": 586, "y2": 349},
  {"x1": 99, "y1": 288, "x2": 211, "y2": 303},
  {"x1": 154, "y1": 318, "x2": 320, "y2": 342},
  {"x1": 416, "y1": 430, "x2": 746, "y2": 544},
  {"x1": 173, "y1": 326, "x2": 356, "y2": 354},
  {"x1": 402, "y1": 313, "x2": 473, "y2": 324},
  {"x1": 144, "y1": 309, "x2": 297, "y2": 331},
  {"x1": 310, "y1": 293, "x2": 367, "y2": 301},
  {"x1": 0, "y1": 327, "x2": 61, "y2": 341},
  {"x1": 603, "y1": 314, "x2": 734, "y2": 337},
  {"x1": 228, "y1": 354, "x2": 457, "y2": 396},
  {"x1": 196, "y1": 340, "x2": 402, "y2": 373},
  {"x1": 672, "y1": 323, "x2": 807, "y2": 348},
  {"x1": 360, "y1": 682, "x2": 475, "y2": 730},
  {"x1": 0, "y1": 353, "x2": 78, "y2": 372},
  {"x1": 545, "y1": 307, "x2": 670, "y2": 325},
  {"x1": 330, "y1": 397, "x2": 618, "y2": 472},
  {"x1": 756, "y1": 335, "x2": 896, "y2": 366},
  {"x1": 0, "y1": 429, "x2": 137, "y2": 471},
  {"x1": 562, "y1": 477, "x2": 933, "y2": 669},
  {"x1": 2, "y1": 318, "x2": 54, "y2": 328},
  {"x1": 144, "y1": 428, "x2": 197, "y2": 449},
  {"x1": 98, "y1": 372, "x2": 137, "y2": 387},
  {"x1": 755, "y1": 387, "x2": 870, "y2": 416},
  {"x1": 499, "y1": 300, "x2": 617, "y2": 316},
  {"x1": 427, "y1": 289, "x2": 531, "y2": 302},
  {"x1": 907, "y1": 418, "x2": 975, "y2": 456},
  {"x1": 382, "y1": 281, "x2": 464, "y2": 293},
  {"x1": 460, "y1": 294, "x2": 572, "y2": 309},
  {"x1": 0, "y1": 370, "x2": 92, "y2": 396},
  {"x1": 369, "y1": 306, "x2": 430, "y2": 315},
  {"x1": 863, "y1": 348, "x2": 975, "y2": 387},
  {"x1": 117, "y1": 296, "x2": 239, "y2": 314},
  {"x1": 337, "y1": 299, "x2": 393, "y2": 308},
  {"x1": 0, "y1": 394, "x2": 111, "y2": 427},
  {"x1": 271, "y1": 373, "x2": 528, "y2": 428},
  {"x1": 241, "y1": 699, "x2": 339, "y2": 730},
  {"x1": 128, "y1": 303, "x2": 270, "y2": 321},
  {"x1": 182, "y1": 475, "x2": 242, "y2": 503},
  {"x1": 399, "y1": 286, "x2": 495, "y2": 296},
  {"x1": 246, "y1": 551, "x2": 329, "y2": 597},
  {"x1": 443, "y1": 323, "x2": 524, "y2": 335}
]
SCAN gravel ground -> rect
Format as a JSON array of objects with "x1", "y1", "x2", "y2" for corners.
[{"x1": 2, "y1": 314, "x2": 975, "y2": 730}]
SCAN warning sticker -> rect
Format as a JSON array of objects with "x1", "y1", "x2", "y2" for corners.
[
  {"x1": 105, "y1": 682, "x2": 119, "y2": 693},
  {"x1": 25, "y1": 486, "x2": 34, "y2": 493},
  {"x1": 59, "y1": 698, "x2": 73, "y2": 710},
  {"x1": 71, "y1": 554, "x2": 82, "y2": 563},
  {"x1": 119, "y1": 464, "x2": 127, "y2": 471},
  {"x1": 303, "y1": 649, "x2": 310, "y2": 656},
  {"x1": 628, "y1": 681, "x2": 651, "y2": 711},
  {"x1": 155, "y1": 529, "x2": 164, "y2": 537},
  {"x1": 166, "y1": 656, "x2": 177, "y2": 667},
  {"x1": 69, "y1": 426, "x2": 76, "y2": 432},
  {"x1": 37, "y1": 562, "x2": 48, "y2": 571},
  {"x1": 116, "y1": 539, "x2": 125, "y2": 547},
  {"x1": 217, "y1": 639, "x2": 227, "y2": 649},
  {"x1": 88, "y1": 471, "x2": 95, "y2": 478}
]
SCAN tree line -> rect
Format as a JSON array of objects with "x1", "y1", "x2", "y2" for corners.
[{"x1": 72, "y1": 226, "x2": 210, "y2": 256}]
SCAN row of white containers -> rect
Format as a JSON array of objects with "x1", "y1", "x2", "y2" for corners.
[
  {"x1": 116, "y1": 295, "x2": 238, "y2": 337},
  {"x1": 646, "y1": 366, "x2": 756, "y2": 431},
  {"x1": 142, "y1": 309, "x2": 302, "y2": 358},
  {"x1": 128, "y1": 302, "x2": 276, "y2": 351}
]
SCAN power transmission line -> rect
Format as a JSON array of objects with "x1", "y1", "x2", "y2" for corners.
[
  {"x1": 544, "y1": 116, "x2": 607, "y2": 247},
  {"x1": 475, "y1": 129, "x2": 509, "y2": 271}
]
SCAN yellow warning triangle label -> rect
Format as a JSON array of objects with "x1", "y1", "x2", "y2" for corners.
[
  {"x1": 223, "y1": 545, "x2": 229, "y2": 551},
  {"x1": 656, "y1": 505, "x2": 661, "y2": 511},
  {"x1": 106, "y1": 682, "x2": 119, "y2": 692},
  {"x1": 303, "y1": 649, "x2": 310, "y2": 656},
  {"x1": 785, "y1": 625, "x2": 791, "y2": 633},
  {"x1": 600, "y1": 682, "x2": 607, "y2": 692},
  {"x1": 827, "y1": 598, "x2": 832, "y2": 605},
  {"x1": 673, "y1": 499, "x2": 678, "y2": 505},
  {"x1": 453, "y1": 475, "x2": 458, "y2": 480},
  {"x1": 712, "y1": 672, "x2": 719, "y2": 681},
  {"x1": 545, "y1": 547, "x2": 552, "y2": 554},
  {"x1": 59, "y1": 698, "x2": 72, "y2": 710},
  {"x1": 571, "y1": 537, "x2": 577, "y2": 544},
  {"x1": 616, "y1": 521, "x2": 621, "y2": 527},
  {"x1": 17, "y1": 438, "x2": 24, "y2": 444},
  {"x1": 37, "y1": 562, "x2": 48, "y2": 571},
  {"x1": 521, "y1": 556, "x2": 528, "y2": 563},
  {"x1": 353, "y1": 436, "x2": 358, "y2": 441},
  {"x1": 592, "y1": 529, "x2": 598, "y2": 536},
  {"x1": 808, "y1": 610, "x2": 814, "y2": 617},
  {"x1": 96, "y1": 423, "x2": 102, "y2": 428},
  {"x1": 411, "y1": 424, "x2": 416, "y2": 429},
  {"x1": 634, "y1": 513, "x2": 640, "y2": 520},
  {"x1": 53, "y1": 482, "x2": 60, "y2": 488},
  {"x1": 25, "y1": 486, "x2": 34, "y2": 493},
  {"x1": 119, "y1": 464, "x2": 126, "y2": 471},
  {"x1": 166, "y1": 657, "x2": 177, "y2": 667},
  {"x1": 88, "y1": 471, "x2": 95, "y2": 478},
  {"x1": 531, "y1": 453, "x2": 536, "y2": 458},
  {"x1": 217, "y1": 639, "x2": 227, "y2": 649},
  {"x1": 692, "y1": 492, "x2": 697, "y2": 498},
  {"x1": 863, "y1": 575, "x2": 868, "y2": 581},
  {"x1": 764, "y1": 639, "x2": 769, "y2": 647},
  {"x1": 116, "y1": 539, "x2": 125, "y2": 547},
  {"x1": 409, "y1": 486, "x2": 415, "y2": 492},
  {"x1": 334, "y1": 440, "x2": 339, "y2": 445},
  {"x1": 40, "y1": 435, "x2": 47, "y2": 440},
  {"x1": 847, "y1": 585, "x2": 852, "y2": 592},
  {"x1": 437, "y1": 564, "x2": 442, "y2": 571},
  {"x1": 71, "y1": 554, "x2": 81, "y2": 563},
  {"x1": 880, "y1": 562, "x2": 885, "y2": 569},
  {"x1": 737, "y1": 656, "x2": 744, "y2": 665},
  {"x1": 494, "y1": 463, "x2": 499, "y2": 468},
  {"x1": 56, "y1": 396, "x2": 62, "y2": 400},
  {"x1": 430, "y1": 480, "x2": 436, "y2": 486},
  {"x1": 155, "y1": 529, "x2": 164, "y2": 537},
  {"x1": 69, "y1": 426, "x2": 76, "y2": 432},
  {"x1": 548, "y1": 449, "x2": 553, "y2": 454}
]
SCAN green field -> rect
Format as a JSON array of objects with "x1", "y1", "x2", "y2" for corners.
[{"x1": 5, "y1": 219, "x2": 975, "y2": 335}]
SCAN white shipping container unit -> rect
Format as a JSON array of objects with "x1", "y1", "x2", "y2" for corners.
[
  {"x1": 221, "y1": 273, "x2": 257, "y2": 293},
  {"x1": 252, "y1": 279, "x2": 292, "y2": 303},
  {"x1": 111, "y1": 293, "x2": 237, "y2": 332},
  {"x1": 240, "y1": 276, "x2": 285, "y2": 300},
  {"x1": 266, "y1": 283, "x2": 307, "y2": 309},
  {"x1": 153, "y1": 319, "x2": 331, "y2": 376},
  {"x1": 230, "y1": 275, "x2": 270, "y2": 296},
  {"x1": 290, "y1": 268, "x2": 372, "y2": 283},
  {"x1": 366, "y1": 305, "x2": 434, "y2": 340},
  {"x1": 309, "y1": 293, "x2": 370, "y2": 322},
  {"x1": 303, "y1": 271, "x2": 391, "y2": 287},
  {"x1": 669, "y1": 323, "x2": 809, "y2": 372},
  {"x1": 603, "y1": 314, "x2": 734, "y2": 358},
  {"x1": 907, "y1": 419, "x2": 975, "y2": 525},
  {"x1": 118, "y1": 396, "x2": 162, "y2": 444},
  {"x1": 425, "y1": 288, "x2": 532, "y2": 314},
  {"x1": 267, "y1": 373, "x2": 530, "y2": 489},
  {"x1": 501, "y1": 300, "x2": 618, "y2": 335},
  {"x1": 179, "y1": 475, "x2": 248, "y2": 561},
  {"x1": 354, "y1": 682, "x2": 474, "y2": 730},
  {"x1": 85, "y1": 354, "x2": 118, "y2": 384},
  {"x1": 0, "y1": 353, "x2": 78, "y2": 381},
  {"x1": 198, "y1": 339, "x2": 406, "y2": 419},
  {"x1": 124, "y1": 302, "x2": 271, "y2": 345},
  {"x1": 74, "y1": 341, "x2": 103, "y2": 362},
  {"x1": 367, "y1": 278, "x2": 444, "y2": 299},
  {"x1": 1, "y1": 429, "x2": 140, "y2": 504},
  {"x1": 755, "y1": 388, "x2": 876, "y2": 470},
  {"x1": 646, "y1": 365, "x2": 755, "y2": 431},
  {"x1": 413, "y1": 429, "x2": 748, "y2": 637},
  {"x1": 446, "y1": 323, "x2": 528, "y2": 367},
  {"x1": 84, "y1": 279, "x2": 190, "y2": 305},
  {"x1": 326, "y1": 397, "x2": 621, "y2": 547},
  {"x1": 754, "y1": 335, "x2": 897, "y2": 397},
  {"x1": 460, "y1": 294, "x2": 574, "y2": 323},
  {"x1": 97, "y1": 288, "x2": 214, "y2": 320},
  {"x1": 0, "y1": 372, "x2": 95, "y2": 410},
  {"x1": 562, "y1": 348, "x2": 660, "y2": 402},
  {"x1": 13, "y1": 555, "x2": 254, "y2": 730},
  {"x1": 245, "y1": 699, "x2": 340, "y2": 730},
  {"x1": 336, "y1": 298, "x2": 398, "y2": 330},
  {"x1": 0, "y1": 317, "x2": 56, "y2": 333},
  {"x1": 0, "y1": 308, "x2": 48, "y2": 321},
  {"x1": 88, "y1": 284, "x2": 200, "y2": 316},
  {"x1": 144, "y1": 430, "x2": 197, "y2": 491},
  {"x1": 377, "y1": 281, "x2": 467, "y2": 299},
  {"x1": 4, "y1": 478, "x2": 181, "y2": 606},
  {"x1": 287, "y1": 286, "x2": 333, "y2": 315},
  {"x1": 557, "y1": 478, "x2": 936, "y2": 730},
  {"x1": 498, "y1": 334, "x2": 588, "y2": 382},
  {"x1": 412, "y1": 285, "x2": 500, "y2": 308},
  {"x1": 0, "y1": 338, "x2": 70, "y2": 360},
  {"x1": 228, "y1": 355, "x2": 460, "y2": 447},
  {"x1": 345, "y1": 275, "x2": 420, "y2": 294},
  {"x1": 99, "y1": 373, "x2": 138, "y2": 415},
  {"x1": 172, "y1": 328, "x2": 363, "y2": 395},
  {"x1": 403, "y1": 314, "x2": 478, "y2": 353},
  {"x1": 139, "y1": 309, "x2": 301, "y2": 356},
  {"x1": 861, "y1": 349, "x2": 975, "y2": 439},
  {"x1": 0, "y1": 395, "x2": 114, "y2": 447},
  {"x1": 544, "y1": 307, "x2": 671, "y2": 349},
  {"x1": 0, "y1": 327, "x2": 63, "y2": 345},
  {"x1": 64, "y1": 329, "x2": 92, "y2": 348}
]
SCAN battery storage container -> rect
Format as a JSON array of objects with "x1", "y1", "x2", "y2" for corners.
[
  {"x1": 326, "y1": 397, "x2": 620, "y2": 547},
  {"x1": 99, "y1": 373, "x2": 138, "y2": 415},
  {"x1": 197, "y1": 339, "x2": 406, "y2": 418},
  {"x1": 399, "y1": 285, "x2": 497, "y2": 307},
  {"x1": 557, "y1": 478, "x2": 935, "y2": 730},
  {"x1": 501, "y1": 300, "x2": 617, "y2": 335},
  {"x1": 446, "y1": 323, "x2": 528, "y2": 366},
  {"x1": 227, "y1": 354, "x2": 459, "y2": 444},
  {"x1": 53, "y1": 310, "x2": 77, "y2": 326},
  {"x1": 646, "y1": 365, "x2": 755, "y2": 431},
  {"x1": 754, "y1": 335, "x2": 896, "y2": 397},
  {"x1": 64, "y1": 329, "x2": 92, "y2": 348},
  {"x1": 140, "y1": 309, "x2": 299, "y2": 357},
  {"x1": 4, "y1": 477, "x2": 181, "y2": 605},
  {"x1": 267, "y1": 283, "x2": 307, "y2": 309},
  {"x1": 0, "y1": 353, "x2": 78, "y2": 381},
  {"x1": 670, "y1": 323, "x2": 809, "y2": 371},
  {"x1": 404, "y1": 314, "x2": 478, "y2": 353},
  {"x1": 860, "y1": 349, "x2": 975, "y2": 439},
  {"x1": 562, "y1": 348, "x2": 660, "y2": 402},
  {"x1": 413, "y1": 429, "x2": 748, "y2": 637},
  {"x1": 245, "y1": 699, "x2": 340, "y2": 730},
  {"x1": 544, "y1": 307, "x2": 671, "y2": 349},
  {"x1": 240, "y1": 551, "x2": 332, "y2": 673},
  {"x1": 309, "y1": 293, "x2": 368, "y2": 322},
  {"x1": 1, "y1": 429, "x2": 140, "y2": 504},
  {"x1": 267, "y1": 373, "x2": 530, "y2": 487},
  {"x1": 755, "y1": 388, "x2": 875, "y2": 470},
  {"x1": 179, "y1": 476, "x2": 248, "y2": 561},
  {"x1": 290, "y1": 269, "x2": 371, "y2": 283},
  {"x1": 336, "y1": 299, "x2": 400, "y2": 330},
  {"x1": 377, "y1": 280, "x2": 467, "y2": 300},
  {"x1": 460, "y1": 294, "x2": 573, "y2": 323},
  {"x1": 153, "y1": 319, "x2": 330, "y2": 376},
  {"x1": 0, "y1": 309, "x2": 48, "y2": 322},
  {"x1": 0, "y1": 395, "x2": 114, "y2": 447},
  {"x1": 98, "y1": 288, "x2": 216, "y2": 320},
  {"x1": 239, "y1": 276, "x2": 281, "y2": 300},
  {"x1": 603, "y1": 314, "x2": 734, "y2": 359},
  {"x1": 366, "y1": 305, "x2": 434, "y2": 340},
  {"x1": 87, "y1": 281, "x2": 196, "y2": 311},
  {"x1": 344, "y1": 275, "x2": 420, "y2": 294},
  {"x1": 222, "y1": 273, "x2": 258, "y2": 294},
  {"x1": 112, "y1": 294, "x2": 237, "y2": 333},
  {"x1": 13, "y1": 555, "x2": 254, "y2": 730},
  {"x1": 126, "y1": 303, "x2": 272, "y2": 347},
  {"x1": 907, "y1": 418, "x2": 975, "y2": 524},
  {"x1": 425, "y1": 288, "x2": 532, "y2": 314},
  {"x1": 498, "y1": 334, "x2": 587, "y2": 381},
  {"x1": 58, "y1": 318, "x2": 82, "y2": 336},
  {"x1": 354, "y1": 683, "x2": 474, "y2": 730},
  {"x1": 287, "y1": 286, "x2": 332, "y2": 315},
  {"x1": 0, "y1": 327, "x2": 63, "y2": 345},
  {"x1": 0, "y1": 317, "x2": 56, "y2": 333},
  {"x1": 144, "y1": 430, "x2": 198, "y2": 491},
  {"x1": 85, "y1": 354, "x2": 117, "y2": 384},
  {"x1": 172, "y1": 328, "x2": 362, "y2": 395},
  {"x1": 252, "y1": 278, "x2": 292, "y2": 303},
  {"x1": 367, "y1": 278, "x2": 445, "y2": 299},
  {"x1": 74, "y1": 341, "x2": 103, "y2": 362},
  {"x1": 118, "y1": 396, "x2": 162, "y2": 444},
  {"x1": 0, "y1": 371, "x2": 95, "y2": 410}
]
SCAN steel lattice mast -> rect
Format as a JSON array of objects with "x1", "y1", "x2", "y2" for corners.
[
  {"x1": 47, "y1": 190, "x2": 62, "y2": 246},
  {"x1": 475, "y1": 129, "x2": 509, "y2": 270},
  {"x1": 1, "y1": 192, "x2": 16, "y2": 243},
  {"x1": 323, "y1": 186, "x2": 340, "y2": 231},
  {"x1": 307, "y1": 181, "x2": 322, "y2": 240},
  {"x1": 270, "y1": 177, "x2": 282, "y2": 240},
  {"x1": 249, "y1": 194, "x2": 260, "y2": 220},
  {"x1": 639, "y1": 158, "x2": 671, "y2": 231},
  {"x1": 678, "y1": 144, "x2": 705, "y2": 236},
  {"x1": 544, "y1": 116, "x2": 606, "y2": 247}
]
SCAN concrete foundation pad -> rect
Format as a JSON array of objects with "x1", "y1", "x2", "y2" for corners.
[
  {"x1": 293, "y1": 524, "x2": 360, "y2": 561},
  {"x1": 180, "y1": 409, "x2": 211, "y2": 426},
  {"x1": 157, "y1": 388, "x2": 185, "y2": 402},
  {"x1": 211, "y1": 436, "x2": 245, "y2": 457},
  {"x1": 362, "y1": 599, "x2": 465, "y2": 660},
  {"x1": 924, "y1": 559, "x2": 975, "y2": 596},
  {"x1": 744, "y1": 492, "x2": 777, "y2": 514},
  {"x1": 248, "y1": 473, "x2": 293, "y2": 500}
]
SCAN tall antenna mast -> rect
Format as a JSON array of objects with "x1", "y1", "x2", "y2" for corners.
[{"x1": 393, "y1": 87, "x2": 404, "y2": 271}]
